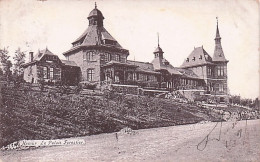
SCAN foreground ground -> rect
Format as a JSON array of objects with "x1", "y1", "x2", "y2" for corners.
[{"x1": 1, "y1": 119, "x2": 259, "y2": 162}]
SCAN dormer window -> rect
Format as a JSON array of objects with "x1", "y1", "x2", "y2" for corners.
[
  {"x1": 205, "y1": 55, "x2": 208, "y2": 60},
  {"x1": 164, "y1": 61, "x2": 169, "y2": 65},
  {"x1": 219, "y1": 54, "x2": 222, "y2": 57},
  {"x1": 192, "y1": 57, "x2": 195, "y2": 61},
  {"x1": 199, "y1": 55, "x2": 202, "y2": 60},
  {"x1": 186, "y1": 58, "x2": 189, "y2": 62}
]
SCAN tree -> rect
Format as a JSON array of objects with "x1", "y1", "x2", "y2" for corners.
[
  {"x1": 13, "y1": 47, "x2": 26, "y2": 77},
  {"x1": 0, "y1": 48, "x2": 12, "y2": 81}
]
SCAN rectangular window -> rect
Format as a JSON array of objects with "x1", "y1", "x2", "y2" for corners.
[
  {"x1": 87, "y1": 69, "x2": 94, "y2": 81},
  {"x1": 133, "y1": 73, "x2": 137, "y2": 81},
  {"x1": 50, "y1": 67, "x2": 54, "y2": 80},
  {"x1": 115, "y1": 54, "x2": 120, "y2": 62},
  {"x1": 207, "y1": 67, "x2": 212, "y2": 76},
  {"x1": 43, "y1": 67, "x2": 48, "y2": 79},
  {"x1": 86, "y1": 51, "x2": 95, "y2": 61},
  {"x1": 219, "y1": 84, "x2": 224, "y2": 92},
  {"x1": 104, "y1": 53, "x2": 111, "y2": 62},
  {"x1": 217, "y1": 66, "x2": 225, "y2": 76}
]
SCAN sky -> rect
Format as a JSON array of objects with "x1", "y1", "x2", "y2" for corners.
[{"x1": 0, "y1": 0, "x2": 259, "y2": 99}]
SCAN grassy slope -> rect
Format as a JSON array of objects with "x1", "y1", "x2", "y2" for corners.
[{"x1": 0, "y1": 86, "x2": 221, "y2": 147}]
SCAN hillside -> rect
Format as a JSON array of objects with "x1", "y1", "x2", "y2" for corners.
[{"x1": 0, "y1": 84, "x2": 229, "y2": 147}]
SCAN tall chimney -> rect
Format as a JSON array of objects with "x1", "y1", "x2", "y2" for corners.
[{"x1": 29, "y1": 52, "x2": 34, "y2": 62}]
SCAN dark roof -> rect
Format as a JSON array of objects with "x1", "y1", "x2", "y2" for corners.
[
  {"x1": 22, "y1": 48, "x2": 58, "y2": 67},
  {"x1": 61, "y1": 60, "x2": 78, "y2": 67},
  {"x1": 181, "y1": 47, "x2": 214, "y2": 68},
  {"x1": 212, "y1": 23, "x2": 228, "y2": 62},
  {"x1": 153, "y1": 46, "x2": 163, "y2": 53},
  {"x1": 88, "y1": 8, "x2": 104, "y2": 19},
  {"x1": 176, "y1": 68, "x2": 202, "y2": 80},
  {"x1": 33, "y1": 47, "x2": 55, "y2": 61},
  {"x1": 127, "y1": 60, "x2": 159, "y2": 74},
  {"x1": 151, "y1": 57, "x2": 181, "y2": 75},
  {"x1": 212, "y1": 45, "x2": 228, "y2": 62},
  {"x1": 71, "y1": 25, "x2": 122, "y2": 48}
]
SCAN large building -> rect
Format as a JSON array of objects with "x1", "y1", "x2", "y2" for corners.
[{"x1": 23, "y1": 4, "x2": 229, "y2": 102}]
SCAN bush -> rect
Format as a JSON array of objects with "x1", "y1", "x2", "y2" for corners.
[{"x1": 80, "y1": 82, "x2": 97, "y2": 91}]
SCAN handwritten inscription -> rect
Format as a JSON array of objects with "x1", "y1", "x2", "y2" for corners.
[{"x1": 197, "y1": 113, "x2": 249, "y2": 151}]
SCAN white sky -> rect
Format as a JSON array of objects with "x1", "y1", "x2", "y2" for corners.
[{"x1": 0, "y1": 0, "x2": 259, "y2": 99}]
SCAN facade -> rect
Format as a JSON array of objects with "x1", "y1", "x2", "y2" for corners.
[
  {"x1": 22, "y1": 48, "x2": 79, "y2": 85},
  {"x1": 23, "y1": 4, "x2": 229, "y2": 102},
  {"x1": 180, "y1": 19, "x2": 229, "y2": 102}
]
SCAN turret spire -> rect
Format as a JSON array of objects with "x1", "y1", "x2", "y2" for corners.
[
  {"x1": 153, "y1": 33, "x2": 164, "y2": 58},
  {"x1": 95, "y1": 2, "x2": 97, "y2": 9},
  {"x1": 157, "y1": 32, "x2": 160, "y2": 47},
  {"x1": 215, "y1": 17, "x2": 220, "y2": 38},
  {"x1": 213, "y1": 17, "x2": 228, "y2": 62}
]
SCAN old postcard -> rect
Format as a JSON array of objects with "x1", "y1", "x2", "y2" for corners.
[{"x1": 0, "y1": 0, "x2": 259, "y2": 161}]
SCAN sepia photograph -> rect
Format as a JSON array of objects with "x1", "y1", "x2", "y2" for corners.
[{"x1": 0, "y1": 0, "x2": 259, "y2": 161}]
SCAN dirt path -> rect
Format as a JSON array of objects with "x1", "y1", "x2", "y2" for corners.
[{"x1": 1, "y1": 119, "x2": 260, "y2": 162}]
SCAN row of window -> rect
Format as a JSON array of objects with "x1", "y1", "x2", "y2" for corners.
[
  {"x1": 44, "y1": 55, "x2": 58, "y2": 61},
  {"x1": 217, "y1": 66, "x2": 226, "y2": 76},
  {"x1": 207, "y1": 66, "x2": 226, "y2": 77},
  {"x1": 186, "y1": 55, "x2": 203, "y2": 62},
  {"x1": 207, "y1": 67, "x2": 213, "y2": 76},
  {"x1": 180, "y1": 78, "x2": 198, "y2": 86},
  {"x1": 208, "y1": 83, "x2": 225, "y2": 92},
  {"x1": 104, "y1": 53, "x2": 120, "y2": 62},
  {"x1": 83, "y1": 51, "x2": 121, "y2": 62},
  {"x1": 104, "y1": 71, "x2": 157, "y2": 82},
  {"x1": 43, "y1": 67, "x2": 54, "y2": 79}
]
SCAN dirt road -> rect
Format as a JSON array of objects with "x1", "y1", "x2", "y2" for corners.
[{"x1": 1, "y1": 119, "x2": 260, "y2": 162}]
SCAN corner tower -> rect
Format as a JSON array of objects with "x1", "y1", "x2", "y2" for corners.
[{"x1": 212, "y1": 17, "x2": 229, "y2": 103}]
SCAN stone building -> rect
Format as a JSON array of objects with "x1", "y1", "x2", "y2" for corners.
[
  {"x1": 22, "y1": 48, "x2": 79, "y2": 85},
  {"x1": 22, "y1": 4, "x2": 229, "y2": 102},
  {"x1": 180, "y1": 19, "x2": 229, "y2": 102}
]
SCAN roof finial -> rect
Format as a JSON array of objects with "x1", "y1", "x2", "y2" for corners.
[
  {"x1": 157, "y1": 32, "x2": 160, "y2": 47},
  {"x1": 95, "y1": 2, "x2": 97, "y2": 9},
  {"x1": 216, "y1": 16, "x2": 218, "y2": 26}
]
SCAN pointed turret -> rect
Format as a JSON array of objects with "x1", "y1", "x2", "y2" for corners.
[
  {"x1": 153, "y1": 33, "x2": 164, "y2": 58},
  {"x1": 213, "y1": 17, "x2": 228, "y2": 62}
]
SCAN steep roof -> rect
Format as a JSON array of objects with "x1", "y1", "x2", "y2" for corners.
[
  {"x1": 88, "y1": 8, "x2": 104, "y2": 19},
  {"x1": 153, "y1": 46, "x2": 163, "y2": 53},
  {"x1": 181, "y1": 47, "x2": 214, "y2": 68},
  {"x1": 151, "y1": 57, "x2": 181, "y2": 75},
  {"x1": 33, "y1": 47, "x2": 55, "y2": 61},
  {"x1": 22, "y1": 48, "x2": 59, "y2": 67},
  {"x1": 212, "y1": 22, "x2": 228, "y2": 62},
  {"x1": 72, "y1": 26, "x2": 122, "y2": 48},
  {"x1": 212, "y1": 45, "x2": 228, "y2": 62},
  {"x1": 176, "y1": 68, "x2": 201, "y2": 80}
]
